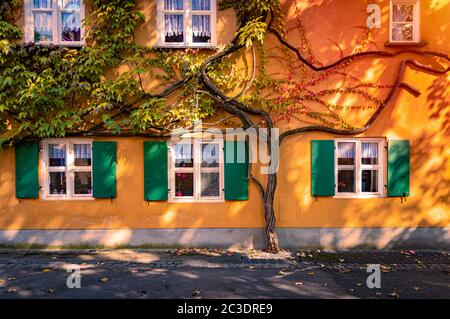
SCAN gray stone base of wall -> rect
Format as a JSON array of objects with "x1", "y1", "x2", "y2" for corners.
[{"x1": 0, "y1": 228, "x2": 448, "y2": 249}]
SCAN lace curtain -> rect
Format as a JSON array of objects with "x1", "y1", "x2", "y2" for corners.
[
  {"x1": 362, "y1": 143, "x2": 378, "y2": 159},
  {"x1": 192, "y1": 15, "x2": 210, "y2": 37},
  {"x1": 74, "y1": 144, "x2": 91, "y2": 159},
  {"x1": 192, "y1": 0, "x2": 210, "y2": 10},
  {"x1": 337, "y1": 142, "x2": 355, "y2": 159},
  {"x1": 164, "y1": 0, "x2": 183, "y2": 10},
  {"x1": 164, "y1": 15, "x2": 183, "y2": 36}
]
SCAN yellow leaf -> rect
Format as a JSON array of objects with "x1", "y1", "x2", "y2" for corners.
[
  {"x1": 307, "y1": 272, "x2": 316, "y2": 276},
  {"x1": 99, "y1": 277, "x2": 109, "y2": 283},
  {"x1": 389, "y1": 292, "x2": 399, "y2": 298},
  {"x1": 41, "y1": 268, "x2": 51, "y2": 273}
]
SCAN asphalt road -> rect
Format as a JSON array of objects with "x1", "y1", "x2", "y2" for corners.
[{"x1": 0, "y1": 250, "x2": 448, "y2": 299}]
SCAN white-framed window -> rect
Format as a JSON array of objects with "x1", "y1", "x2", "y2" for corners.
[
  {"x1": 157, "y1": 0, "x2": 217, "y2": 48},
  {"x1": 24, "y1": 0, "x2": 85, "y2": 46},
  {"x1": 389, "y1": 0, "x2": 420, "y2": 43},
  {"x1": 168, "y1": 139, "x2": 224, "y2": 202},
  {"x1": 41, "y1": 139, "x2": 93, "y2": 200},
  {"x1": 334, "y1": 139, "x2": 385, "y2": 198}
]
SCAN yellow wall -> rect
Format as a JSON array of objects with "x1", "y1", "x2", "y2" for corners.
[{"x1": 1, "y1": 0, "x2": 448, "y2": 230}]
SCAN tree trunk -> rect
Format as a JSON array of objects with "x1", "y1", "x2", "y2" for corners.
[{"x1": 263, "y1": 173, "x2": 280, "y2": 253}]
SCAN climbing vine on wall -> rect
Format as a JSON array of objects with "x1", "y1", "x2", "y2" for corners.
[{"x1": 1, "y1": 0, "x2": 449, "y2": 252}]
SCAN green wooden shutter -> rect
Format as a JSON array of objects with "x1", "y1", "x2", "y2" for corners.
[
  {"x1": 311, "y1": 140, "x2": 335, "y2": 197},
  {"x1": 144, "y1": 141, "x2": 168, "y2": 201},
  {"x1": 224, "y1": 141, "x2": 248, "y2": 200},
  {"x1": 15, "y1": 141, "x2": 39, "y2": 199},
  {"x1": 388, "y1": 140, "x2": 410, "y2": 197},
  {"x1": 92, "y1": 141, "x2": 117, "y2": 198}
]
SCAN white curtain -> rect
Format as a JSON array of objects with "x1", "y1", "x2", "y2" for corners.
[
  {"x1": 362, "y1": 143, "x2": 378, "y2": 159},
  {"x1": 60, "y1": 0, "x2": 81, "y2": 9},
  {"x1": 164, "y1": 0, "x2": 183, "y2": 10},
  {"x1": 202, "y1": 144, "x2": 218, "y2": 164},
  {"x1": 49, "y1": 144, "x2": 66, "y2": 160},
  {"x1": 34, "y1": 0, "x2": 52, "y2": 8},
  {"x1": 164, "y1": 14, "x2": 183, "y2": 36},
  {"x1": 337, "y1": 142, "x2": 355, "y2": 159},
  {"x1": 192, "y1": 0, "x2": 210, "y2": 10},
  {"x1": 62, "y1": 12, "x2": 81, "y2": 30},
  {"x1": 174, "y1": 144, "x2": 192, "y2": 161},
  {"x1": 192, "y1": 15, "x2": 210, "y2": 37},
  {"x1": 75, "y1": 144, "x2": 91, "y2": 159},
  {"x1": 34, "y1": 13, "x2": 52, "y2": 33}
]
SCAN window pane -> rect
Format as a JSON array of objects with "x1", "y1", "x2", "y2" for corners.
[
  {"x1": 49, "y1": 172, "x2": 66, "y2": 195},
  {"x1": 175, "y1": 172, "x2": 194, "y2": 197},
  {"x1": 49, "y1": 144, "x2": 66, "y2": 166},
  {"x1": 61, "y1": 12, "x2": 81, "y2": 41},
  {"x1": 192, "y1": 15, "x2": 211, "y2": 43},
  {"x1": 74, "y1": 144, "x2": 91, "y2": 166},
  {"x1": 164, "y1": 0, "x2": 183, "y2": 10},
  {"x1": 338, "y1": 170, "x2": 355, "y2": 193},
  {"x1": 392, "y1": 4, "x2": 414, "y2": 22},
  {"x1": 34, "y1": 0, "x2": 52, "y2": 8},
  {"x1": 362, "y1": 170, "x2": 378, "y2": 193},
  {"x1": 164, "y1": 14, "x2": 184, "y2": 43},
  {"x1": 192, "y1": 0, "x2": 210, "y2": 10},
  {"x1": 201, "y1": 143, "x2": 219, "y2": 167},
  {"x1": 74, "y1": 171, "x2": 92, "y2": 195},
  {"x1": 392, "y1": 23, "x2": 413, "y2": 41},
  {"x1": 174, "y1": 143, "x2": 193, "y2": 167},
  {"x1": 361, "y1": 142, "x2": 378, "y2": 165},
  {"x1": 60, "y1": 0, "x2": 81, "y2": 9},
  {"x1": 337, "y1": 142, "x2": 355, "y2": 165},
  {"x1": 34, "y1": 12, "x2": 53, "y2": 42},
  {"x1": 201, "y1": 173, "x2": 219, "y2": 197}
]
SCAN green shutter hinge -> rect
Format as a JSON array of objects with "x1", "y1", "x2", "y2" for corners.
[
  {"x1": 110, "y1": 195, "x2": 114, "y2": 203},
  {"x1": 401, "y1": 192, "x2": 407, "y2": 204},
  {"x1": 314, "y1": 193, "x2": 318, "y2": 202}
]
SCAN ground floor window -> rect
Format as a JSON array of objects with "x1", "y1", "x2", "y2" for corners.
[
  {"x1": 335, "y1": 138, "x2": 385, "y2": 197},
  {"x1": 169, "y1": 139, "x2": 224, "y2": 202},
  {"x1": 41, "y1": 139, "x2": 92, "y2": 200}
]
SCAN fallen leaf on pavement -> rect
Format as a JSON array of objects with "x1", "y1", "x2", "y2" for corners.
[
  {"x1": 389, "y1": 292, "x2": 399, "y2": 298},
  {"x1": 8, "y1": 278, "x2": 16, "y2": 281},
  {"x1": 7, "y1": 288, "x2": 17, "y2": 293},
  {"x1": 356, "y1": 283, "x2": 363, "y2": 286},
  {"x1": 99, "y1": 277, "x2": 109, "y2": 283},
  {"x1": 295, "y1": 282, "x2": 304, "y2": 286},
  {"x1": 413, "y1": 287, "x2": 421, "y2": 291},
  {"x1": 47, "y1": 289, "x2": 56, "y2": 293},
  {"x1": 192, "y1": 290, "x2": 201, "y2": 297},
  {"x1": 41, "y1": 268, "x2": 51, "y2": 273},
  {"x1": 307, "y1": 272, "x2": 316, "y2": 276},
  {"x1": 376, "y1": 292, "x2": 382, "y2": 296},
  {"x1": 0, "y1": 279, "x2": 5, "y2": 284},
  {"x1": 338, "y1": 259, "x2": 345, "y2": 263}
]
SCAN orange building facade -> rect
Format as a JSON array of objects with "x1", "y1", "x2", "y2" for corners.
[{"x1": 0, "y1": 0, "x2": 449, "y2": 249}]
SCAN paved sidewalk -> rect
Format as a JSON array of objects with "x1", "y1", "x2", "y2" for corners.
[{"x1": 0, "y1": 249, "x2": 448, "y2": 298}]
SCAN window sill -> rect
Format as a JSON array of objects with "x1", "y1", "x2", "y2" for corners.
[
  {"x1": 168, "y1": 198, "x2": 225, "y2": 203},
  {"x1": 333, "y1": 194, "x2": 385, "y2": 199},
  {"x1": 25, "y1": 41, "x2": 84, "y2": 48},
  {"x1": 41, "y1": 196, "x2": 94, "y2": 201},
  {"x1": 154, "y1": 44, "x2": 218, "y2": 50},
  {"x1": 384, "y1": 41, "x2": 428, "y2": 47}
]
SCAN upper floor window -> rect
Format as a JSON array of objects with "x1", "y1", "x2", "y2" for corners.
[
  {"x1": 41, "y1": 139, "x2": 92, "y2": 200},
  {"x1": 389, "y1": 0, "x2": 420, "y2": 43},
  {"x1": 157, "y1": 0, "x2": 217, "y2": 48},
  {"x1": 335, "y1": 139, "x2": 385, "y2": 198},
  {"x1": 169, "y1": 139, "x2": 224, "y2": 202},
  {"x1": 24, "y1": 0, "x2": 84, "y2": 45}
]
